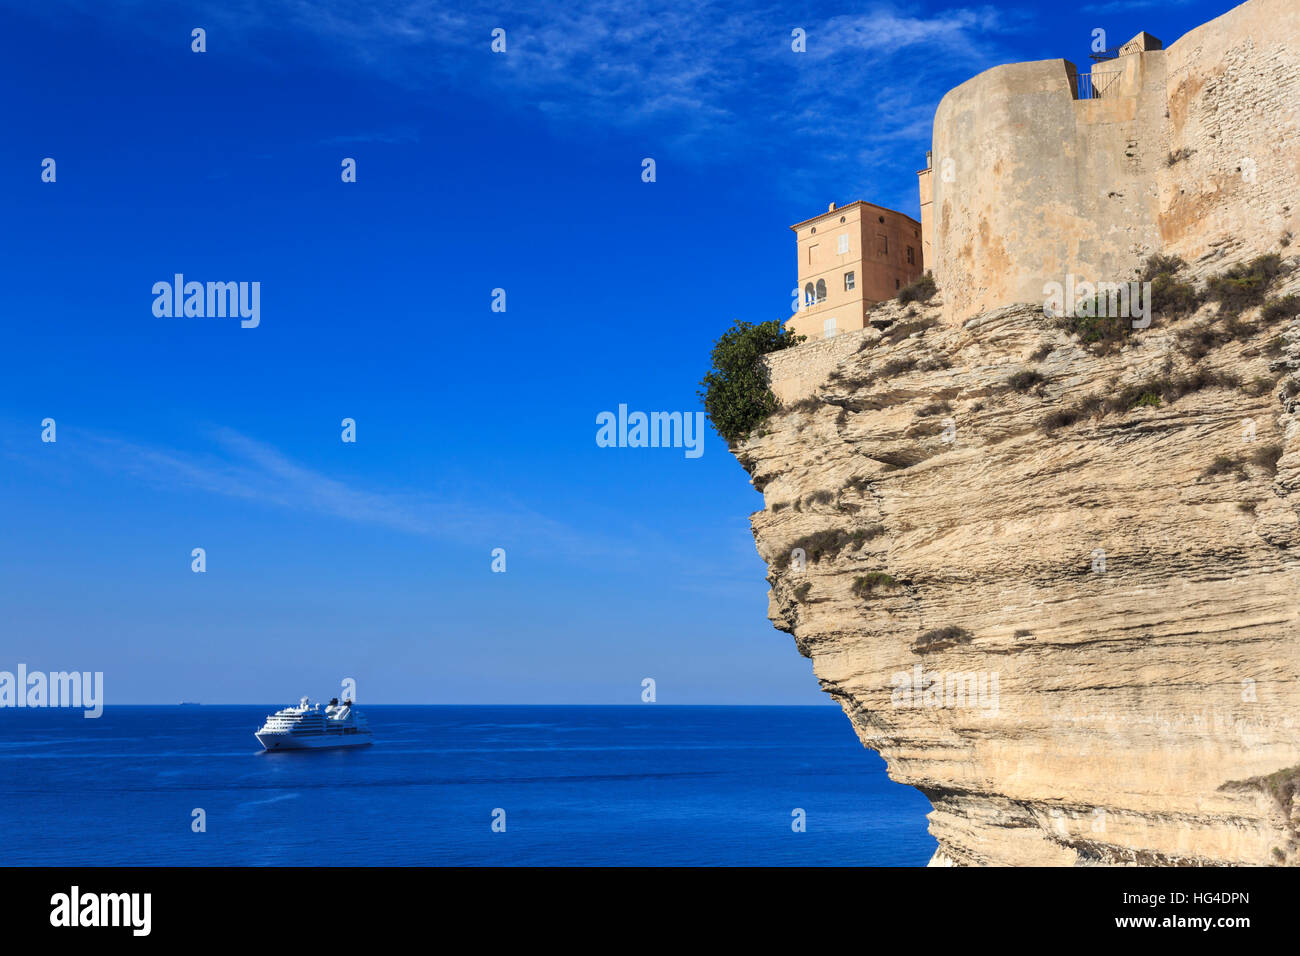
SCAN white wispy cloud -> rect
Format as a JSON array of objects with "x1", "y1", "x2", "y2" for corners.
[
  {"x1": 47, "y1": 426, "x2": 645, "y2": 561},
  {"x1": 39, "y1": 0, "x2": 1015, "y2": 195}
]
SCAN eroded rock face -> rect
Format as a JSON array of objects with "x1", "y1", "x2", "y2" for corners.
[{"x1": 740, "y1": 285, "x2": 1300, "y2": 865}]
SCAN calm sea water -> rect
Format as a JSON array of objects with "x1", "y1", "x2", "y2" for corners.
[{"x1": 0, "y1": 705, "x2": 935, "y2": 865}]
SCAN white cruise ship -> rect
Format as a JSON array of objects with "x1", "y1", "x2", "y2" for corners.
[{"x1": 255, "y1": 696, "x2": 373, "y2": 751}]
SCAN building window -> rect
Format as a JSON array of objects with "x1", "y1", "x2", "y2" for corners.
[
  {"x1": 807, "y1": 243, "x2": 818, "y2": 265},
  {"x1": 895, "y1": 278, "x2": 901, "y2": 289},
  {"x1": 837, "y1": 233, "x2": 849, "y2": 255},
  {"x1": 815, "y1": 279, "x2": 827, "y2": 303},
  {"x1": 803, "y1": 282, "x2": 815, "y2": 307},
  {"x1": 876, "y1": 235, "x2": 888, "y2": 255},
  {"x1": 823, "y1": 317, "x2": 837, "y2": 339},
  {"x1": 906, "y1": 246, "x2": 915, "y2": 265},
  {"x1": 844, "y1": 271, "x2": 855, "y2": 291}
]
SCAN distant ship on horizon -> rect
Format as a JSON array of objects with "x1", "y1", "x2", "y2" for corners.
[
  {"x1": 255, "y1": 696, "x2": 373, "y2": 751},
  {"x1": 178, "y1": 701, "x2": 201, "y2": 706}
]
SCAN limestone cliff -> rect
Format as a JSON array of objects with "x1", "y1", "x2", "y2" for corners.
[{"x1": 740, "y1": 277, "x2": 1300, "y2": 865}]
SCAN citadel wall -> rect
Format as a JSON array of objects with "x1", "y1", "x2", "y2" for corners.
[{"x1": 924, "y1": 0, "x2": 1297, "y2": 322}]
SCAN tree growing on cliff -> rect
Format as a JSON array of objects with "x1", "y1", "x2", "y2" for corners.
[{"x1": 698, "y1": 319, "x2": 804, "y2": 444}]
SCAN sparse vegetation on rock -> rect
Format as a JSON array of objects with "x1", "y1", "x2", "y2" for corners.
[
  {"x1": 852, "y1": 572, "x2": 900, "y2": 598},
  {"x1": 916, "y1": 400, "x2": 952, "y2": 417},
  {"x1": 1177, "y1": 317, "x2": 1255, "y2": 361},
  {"x1": 1262, "y1": 294, "x2": 1300, "y2": 323},
  {"x1": 1250, "y1": 443, "x2": 1284, "y2": 474},
  {"x1": 1141, "y1": 254, "x2": 1203, "y2": 322},
  {"x1": 1203, "y1": 455, "x2": 1249, "y2": 481},
  {"x1": 1054, "y1": 309, "x2": 1134, "y2": 355},
  {"x1": 1007, "y1": 369, "x2": 1046, "y2": 392},
  {"x1": 1170, "y1": 257, "x2": 1294, "y2": 361},
  {"x1": 776, "y1": 526, "x2": 885, "y2": 568},
  {"x1": 897, "y1": 271, "x2": 937, "y2": 305},
  {"x1": 1205, "y1": 254, "x2": 1285, "y2": 318},
  {"x1": 882, "y1": 316, "x2": 939, "y2": 345},
  {"x1": 913, "y1": 626, "x2": 973, "y2": 654},
  {"x1": 1041, "y1": 369, "x2": 1241, "y2": 431},
  {"x1": 1244, "y1": 375, "x2": 1276, "y2": 397},
  {"x1": 783, "y1": 395, "x2": 824, "y2": 415}
]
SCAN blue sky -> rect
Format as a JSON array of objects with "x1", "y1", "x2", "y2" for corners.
[{"x1": 1, "y1": 0, "x2": 1234, "y2": 703}]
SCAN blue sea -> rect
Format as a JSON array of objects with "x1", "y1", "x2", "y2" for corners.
[{"x1": 0, "y1": 705, "x2": 935, "y2": 865}]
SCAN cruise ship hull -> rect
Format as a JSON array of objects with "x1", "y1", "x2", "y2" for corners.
[{"x1": 255, "y1": 733, "x2": 373, "y2": 751}]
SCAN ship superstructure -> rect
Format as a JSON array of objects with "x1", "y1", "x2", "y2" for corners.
[{"x1": 255, "y1": 696, "x2": 373, "y2": 751}]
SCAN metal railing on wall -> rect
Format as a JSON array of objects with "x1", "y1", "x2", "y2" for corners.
[{"x1": 1074, "y1": 70, "x2": 1123, "y2": 100}]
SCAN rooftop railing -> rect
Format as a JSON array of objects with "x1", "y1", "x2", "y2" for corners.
[{"x1": 1074, "y1": 69, "x2": 1123, "y2": 100}]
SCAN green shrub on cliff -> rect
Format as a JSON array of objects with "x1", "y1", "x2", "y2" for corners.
[
  {"x1": 913, "y1": 626, "x2": 973, "y2": 654},
  {"x1": 1138, "y1": 254, "x2": 1202, "y2": 323},
  {"x1": 1007, "y1": 369, "x2": 1046, "y2": 392},
  {"x1": 699, "y1": 319, "x2": 805, "y2": 444},
  {"x1": 1151, "y1": 275, "x2": 1203, "y2": 321},
  {"x1": 1251, "y1": 443, "x2": 1284, "y2": 474},
  {"x1": 1206, "y1": 254, "x2": 1284, "y2": 317},
  {"x1": 776, "y1": 525, "x2": 885, "y2": 569},
  {"x1": 1202, "y1": 455, "x2": 1249, "y2": 481},
  {"x1": 1138, "y1": 254, "x2": 1188, "y2": 283},
  {"x1": 1055, "y1": 308, "x2": 1133, "y2": 354},
  {"x1": 1171, "y1": 258, "x2": 1291, "y2": 360},
  {"x1": 852, "y1": 572, "x2": 900, "y2": 598},
  {"x1": 898, "y1": 271, "x2": 937, "y2": 305},
  {"x1": 1262, "y1": 294, "x2": 1300, "y2": 323},
  {"x1": 1040, "y1": 368, "x2": 1240, "y2": 432}
]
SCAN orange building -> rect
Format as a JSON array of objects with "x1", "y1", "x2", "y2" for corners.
[{"x1": 786, "y1": 200, "x2": 924, "y2": 340}]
